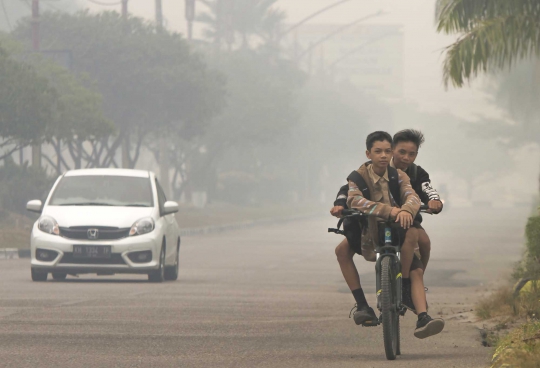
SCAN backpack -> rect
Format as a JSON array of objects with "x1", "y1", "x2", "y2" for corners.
[
  {"x1": 342, "y1": 166, "x2": 401, "y2": 253},
  {"x1": 347, "y1": 166, "x2": 401, "y2": 206},
  {"x1": 406, "y1": 163, "x2": 423, "y2": 223},
  {"x1": 407, "y1": 163, "x2": 418, "y2": 186}
]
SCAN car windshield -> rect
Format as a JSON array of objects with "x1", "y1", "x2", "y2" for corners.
[{"x1": 49, "y1": 175, "x2": 154, "y2": 207}]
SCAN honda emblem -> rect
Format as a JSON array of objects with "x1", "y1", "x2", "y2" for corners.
[{"x1": 87, "y1": 228, "x2": 99, "y2": 240}]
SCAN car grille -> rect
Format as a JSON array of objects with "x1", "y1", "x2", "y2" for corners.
[
  {"x1": 59, "y1": 226, "x2": 130, "y2": 241},
  {"x1": 59, "y1": 253, "x2": 126, "y2": 265}
]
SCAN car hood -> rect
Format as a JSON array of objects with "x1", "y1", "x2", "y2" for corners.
[{"x1": 43, "y1": 206, "x2": 155, "y2": 228}]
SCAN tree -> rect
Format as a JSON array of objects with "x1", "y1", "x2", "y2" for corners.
[
  {"x1": 173, "y1": 49, "x2": 304, "y2": 202},
  {"x1": 13, "y1": 11, "x2": 225, "y2": 170},
  {"x1": 0, "y1": 45, "x2": 55, "y2": 160},
  {"x1": 28, "y1": 56, "x2": 115, "y2": 173},
  {"x1": 197, "y1": 0, "x2": 286, "y2": 49},
  {"x1": 436, "y1": 0, "x2": 540, "y2": 87},
  {"x1": 436, "y1": 0, "x2": 540, "y2": 196}
]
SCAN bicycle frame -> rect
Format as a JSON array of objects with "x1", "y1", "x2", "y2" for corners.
[
  {"x1": 329, "y1": 205, "x2": 431, "y2": 360},
  {"x1": 328, "y1": 215, "x2": 403, "y2": 315}
]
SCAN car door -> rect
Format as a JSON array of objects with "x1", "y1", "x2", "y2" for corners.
[{"x1": 155, "y1": 179, "x2": 174, "y2": 264}]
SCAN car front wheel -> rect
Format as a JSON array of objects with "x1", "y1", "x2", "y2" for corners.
[
  {"x1": 148, "y1": 243, "x2": 165, "y2": 283},
  {"x1": 52, "y1": 272, "x2": 67, "y2": 280},
  {"x1": 31, "y1": 268, "x2": 48, "y2": 282},
  {"x1": 164, "y1": 240, "x2": 180, "y2": 281}
]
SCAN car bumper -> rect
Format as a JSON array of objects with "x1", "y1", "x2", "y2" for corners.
[{"x1": 30, "y1": 226, "x2": 161, "y2": 274}]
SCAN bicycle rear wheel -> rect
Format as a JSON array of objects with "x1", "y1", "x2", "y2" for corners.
[{"x1": 381, "y1": 256, "x2": 399, "y2": 360}]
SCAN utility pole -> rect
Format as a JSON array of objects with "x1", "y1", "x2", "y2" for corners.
[
  {"x1": 185, "y1": 0, "x2": 195, "y2": 41},
  {"x1": 155, "y1": 0, "x2": 163, "y2": 31},
  {"x1": 121, "y1": 0, "x2": 130, "y2": 168},
  {"x1": 121, "y1": 0, "x2": 128, "y2": 20},
  {"x1": 155, "y1": 0, "x2": 171, "y2": 197},
  {"x1": 31, "y1": 0, "x2": 41, "y2": 168}
]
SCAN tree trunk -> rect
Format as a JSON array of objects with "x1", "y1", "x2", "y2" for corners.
[{"x1": 159, "y1": 137, "x2": 171, "y2": 198}]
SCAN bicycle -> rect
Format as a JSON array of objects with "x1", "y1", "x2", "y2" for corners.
[{"x1": 328, "y1": 206, "x2": 430, "y2": 360}]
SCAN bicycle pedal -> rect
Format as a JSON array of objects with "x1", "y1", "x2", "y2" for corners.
[{"x1": 361, "y1": 320, "x2": 379, "y2": 327}]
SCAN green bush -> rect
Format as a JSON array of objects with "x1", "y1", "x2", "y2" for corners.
[
  {"x1": 526, "y1": 216, "x2": 540, "y2": 260},
  {"x1": 491, "y1": 320, "x2": 540, "y2": 368},
  {"x1": 0, "y1": 158, "x2": 55, "y2": 217},
  {"x1": 514, "y1": 216, "x2": 540, "y2": 280}
]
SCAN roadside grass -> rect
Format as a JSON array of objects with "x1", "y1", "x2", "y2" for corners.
[
  {"x1": 0, "y1": 211, "x2": 35, "y2": 249},
  {"x1": 490, "y1": 320, "x2": 540, "y2": 368},
  {"x1": 476, "y1": 286, "x2": 515, "y2": 320},
  {"x1": 174, "y1": 202, "x2": 324, "y2": 229},
  {"x1": 477, "y1": 213, "x2": 540, "y2": 366}
]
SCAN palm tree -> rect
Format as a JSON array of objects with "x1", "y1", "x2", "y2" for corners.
[
  {"x1": 197, "y1": 0, "x2": 286, "y2": 49},
  {"x1": 436, "y1": 0, "x2": 540, "y2": 87}
]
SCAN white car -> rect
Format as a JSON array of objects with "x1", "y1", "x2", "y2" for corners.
[{"x1": 26, "y1": 169, "x2": 181, "y2": 283}]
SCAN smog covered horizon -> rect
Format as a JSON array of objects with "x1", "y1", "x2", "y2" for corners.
[{"x1": 0, "y1": 0, "x2": 538, "y2": 210}]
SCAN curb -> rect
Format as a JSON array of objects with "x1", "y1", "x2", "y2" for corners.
[
  {"x1": 1, "y1": 212, "x2": 322, "y2": 260},
  {"x1": 0, "y1": 248, "x2": 30, "y2": 259}
]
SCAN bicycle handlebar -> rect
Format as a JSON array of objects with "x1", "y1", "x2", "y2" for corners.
[
  {"x1": 341, "y1": 209, "x2": 363, "y2": 217},
  {"x1": 342, "y1": 205, "x2": 431, "y2": 218}
]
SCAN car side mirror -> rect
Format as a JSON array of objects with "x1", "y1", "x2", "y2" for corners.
[
  {"x1": 162, "y1": 201, "x2": 179, "y2": 215},
  {"x1": 26, "y1": 200, "x2": 43, "y2": 213}
]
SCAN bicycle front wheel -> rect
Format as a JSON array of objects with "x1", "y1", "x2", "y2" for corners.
[{"x1": 381, "y1": 256, "x2": 399, "y2": 360}]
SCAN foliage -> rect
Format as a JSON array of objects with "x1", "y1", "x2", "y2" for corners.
[
  {"x1": 172, "y1": 48, "x2": 304, "y2": 202},
  {"x1": 0, "y1": 157, "x2": 55, "y2": 216},
  {"x1": 436, "y1": 0, "x2": 540, "y2": 87},
  {"x1": 526, "y1": 216, "x2": 540, "y2": 261},
  {"x1": 197, "y1": 0, "x2": 286, "y2": 48},
  {"x1": 13, "y1": 11, "x2": 225, "y2": 168},
  {"x1": 514, "y1": 216, "x2": 540, "y2": 282},
  {"x1": 0, "y1": 44, "x2": 56, "y2": 159},
  {"x1": 475, "y1": 283, "x2": 540, "y2": 322},
  {"x1": 27, "y1": 54, "x2": 114, "y2": 172},
  {"x1": 491, "y1": 320, "x2": 540, "y2": 368},
  {"x1": 477, "y1": 60, "x2": 540, "y2": 149},
  {"x1": 476, "y1": 286, "x2": 515, "y2": 320}
]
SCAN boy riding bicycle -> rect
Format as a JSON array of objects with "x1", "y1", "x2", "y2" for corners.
[
  {"x1": 390, "y1": 129, "x2": 443, "y2": 271},
  {"x1": 333, "y1": 131, "x2": 444, "y2": 339}
]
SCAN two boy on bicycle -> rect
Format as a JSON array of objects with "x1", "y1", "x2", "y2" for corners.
[{"x1": 331, "y1": 130, "x2": 444, "y2": 339}]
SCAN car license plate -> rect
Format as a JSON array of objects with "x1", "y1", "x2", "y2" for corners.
[{"x1": 73, "y1": 245, "x2": 111, "y2": 259}]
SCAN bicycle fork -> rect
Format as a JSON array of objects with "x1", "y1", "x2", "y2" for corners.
[{"x1": 375, "y1": 227, "x2": 403, "y2": 316}]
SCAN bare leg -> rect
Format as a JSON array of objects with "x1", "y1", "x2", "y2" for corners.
[
  {"x1": 410, "y1": 268, "x2": 427, "y2": 313},
  {"x1": 417, "y1": 229, "x2": 431, "y2": 271},
  {"x1": 335, "y1": 238, "x2": 361, "y2": 291},
  {"x1": 400, "y1": 227, "x2": 418, "y2": 278}
]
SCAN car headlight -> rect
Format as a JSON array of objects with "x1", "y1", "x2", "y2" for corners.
[
  {"x1": 129, "y1": 217, "x2": 155, "y2": 236},
  {"x1": 38, "y1": 216, "x2": 60, "y2": 235}
]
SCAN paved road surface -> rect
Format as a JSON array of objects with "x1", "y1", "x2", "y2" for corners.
[{"x1": 0, "y1": 207, "x2": 531, "y2": 367}]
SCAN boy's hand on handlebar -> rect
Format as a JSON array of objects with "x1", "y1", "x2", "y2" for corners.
[
  {"x1": 396, "y1": 211, "x2": 413, "y2": 229},
  {"x1": 428, "y1": 200, "x2": 443, "y2": 214},
  {"x1": 330, "y1": 206, "x2": 345, "y2": 218}
]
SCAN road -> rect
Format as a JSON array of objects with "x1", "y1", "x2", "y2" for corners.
[{"x1": 0, "y1": 206, "x2": 531, "y2": 367}]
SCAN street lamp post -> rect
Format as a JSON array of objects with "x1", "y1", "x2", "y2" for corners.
[
  {"x1": 295, "y1": 11, "x2": 386, "y2": 61},
  {"x1": 155, "y1": 0, "x2": 163, "y2": 31},
  {"x1": 31, "y1": 0, "x2": 41, "y2": 168},
  {"x1": 121, "y1": 0, "x2": 128, "y2": 20},
  {"x1": 185, "y1": 0, "x2": 195, "y2": 41}
]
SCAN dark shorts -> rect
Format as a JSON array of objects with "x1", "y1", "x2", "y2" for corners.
[
  {"x1": 378, "y1": 223, "x2": 423, "y2": 271},
  {"x1": 413, "y1": 221, "x2": 424, "y2": 230},
  {"x1": 343, "y1": 220, "x2": 423, "y2": 271}
]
